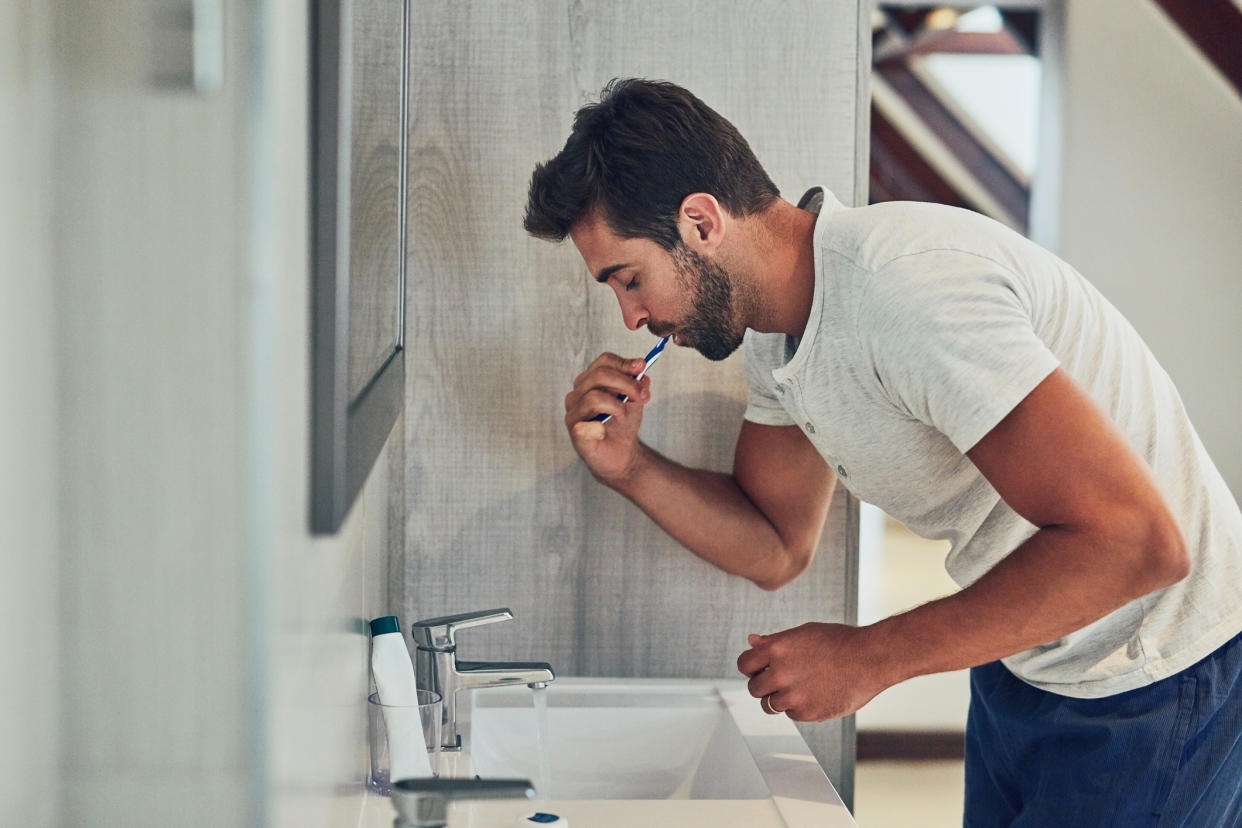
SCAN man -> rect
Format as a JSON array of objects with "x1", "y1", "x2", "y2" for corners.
[{"x1": 524, "y1": 78, "x2": 1242, "y2": 825}]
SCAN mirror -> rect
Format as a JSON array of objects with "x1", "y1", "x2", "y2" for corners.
[{"x1": 310, "y1": 0, "x2": 410, "y2": 533}]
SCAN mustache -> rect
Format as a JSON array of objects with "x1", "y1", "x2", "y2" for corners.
[{"x1": 648, "y1": 321, "x2": 676, "y2": 338}]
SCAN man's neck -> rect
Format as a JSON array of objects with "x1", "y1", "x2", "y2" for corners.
[{"x1": 737, "y1": 199, "x2": 818, "y2": 338}]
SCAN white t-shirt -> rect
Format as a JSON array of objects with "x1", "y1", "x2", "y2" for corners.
[{"x1": 744, "y1": 187, "x2": 1242, "y2": 698}]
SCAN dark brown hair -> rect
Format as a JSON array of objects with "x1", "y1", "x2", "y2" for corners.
[{"x1": 524, "y1": 79, "x2": 779, "y2": 250}]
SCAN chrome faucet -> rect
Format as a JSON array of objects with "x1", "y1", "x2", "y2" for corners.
[{"x1": 410, "y1": 608, "x2": 555, "y2": 751}]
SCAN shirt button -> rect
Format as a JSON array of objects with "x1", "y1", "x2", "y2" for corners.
[
  {"x1": 775, "y1": 383, "x2": 786, "y2": 394},
  {"x1": 837, "y1": 464, "x2": 848, "y2": 478},
  {"x1": 805, "y1": 422, "x2": 816, "y2": 434}
]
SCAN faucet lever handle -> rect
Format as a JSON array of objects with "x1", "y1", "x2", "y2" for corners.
[
  {"x1": 392, "y1": 777, "x2": 533, "y2": 828},
  {"x1": 410, "y1": 607, "x2": 513, "y2": 650}
]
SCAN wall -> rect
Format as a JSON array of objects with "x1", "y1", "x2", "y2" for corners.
[
  {"x1": 1057, "y1": 0, "x2": 1242, "y2": 499},
  {"x1": 2, "y1": 2, "x2": 400, "y2": 825},
  {"x1": 855, "y1": 509, "x2": 969, "y2": 734},
  {"x1": 259, "y1": 5, "x2": 405, "y2": 825},
  {"x1": 399, "y1": 0, "x2": 869, "y2": 803},
  {"x1": 40, "y1": 1, "x2": 255, "y2": 819},
  {"x1": 0, "y1": 1, "x2": 58, "y2": 823}
]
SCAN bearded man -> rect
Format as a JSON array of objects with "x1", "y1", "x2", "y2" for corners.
[{"x1": 524, "y1": 78, "x2": 1242, "y2": 826}]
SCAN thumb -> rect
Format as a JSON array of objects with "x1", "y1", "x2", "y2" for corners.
[
  {"x1": 747, "y1": 633, "x2": 766, "y2": 646},
  {"x1": 571, "y1": 421, "x2": 606, "y2": 442}
]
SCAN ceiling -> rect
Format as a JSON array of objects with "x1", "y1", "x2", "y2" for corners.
[{"x1": 868, "y1": 1, "x2": 1242, "y2": 233}]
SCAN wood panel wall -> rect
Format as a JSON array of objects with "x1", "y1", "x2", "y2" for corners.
[{"x1": 400, "y1": 0, "x2": 868, "y2": 799}]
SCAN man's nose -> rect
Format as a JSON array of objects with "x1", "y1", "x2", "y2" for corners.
[{"x1": 620, "y1": 297, "x2": 649, "y2": 331}]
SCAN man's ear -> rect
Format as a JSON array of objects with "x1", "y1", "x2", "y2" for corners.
[{"x1": 676, "y1": 193, "x2": 728, "y2": 254}]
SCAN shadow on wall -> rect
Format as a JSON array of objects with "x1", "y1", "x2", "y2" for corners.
[{"x1": 406, "y1": 391, "x2": 749, "y2": 669}]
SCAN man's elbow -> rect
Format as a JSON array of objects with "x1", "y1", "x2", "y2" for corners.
[
  {"x1": 1129, "y1": 508, "x2": 1190, "y2": 594},
  {"x1": 752, "y1": 543, "x2": 815, "y2": 592},
  {"x1": 1148, "y1": 515, "x2": 1190, "y2": 589}
]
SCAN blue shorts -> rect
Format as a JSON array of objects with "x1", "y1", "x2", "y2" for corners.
[{"x1": 965, "y1": 629, "x2": 1242, "y2": 827}]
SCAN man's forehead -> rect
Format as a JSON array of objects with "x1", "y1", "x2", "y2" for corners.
[
  {"x1": 570, "y1": 215, "x2": 649, "y2": 278},
  {"x1": 569, "y1": 211, "x2": 620, "y2": 249}
]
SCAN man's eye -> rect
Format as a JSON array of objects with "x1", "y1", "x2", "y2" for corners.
[{"x1": 624, "y1": 279, "x2": 638, "y2": 292}]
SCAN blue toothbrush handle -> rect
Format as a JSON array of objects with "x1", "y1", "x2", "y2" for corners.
[{"x1": 585, "y1": 336, "x2": 669, "y2": 425}]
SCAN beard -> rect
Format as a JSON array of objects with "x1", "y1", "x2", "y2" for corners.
[{"x1": 666, "y1": 244, "x2": 746, "y2": 361}]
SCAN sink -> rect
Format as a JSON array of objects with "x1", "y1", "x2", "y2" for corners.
[
  {"x1": 432, "y1": 677, "x2": 859, "y2": 828},
  {"x1": 469, "y1": 683, "x2": 769, "y2": 800}
]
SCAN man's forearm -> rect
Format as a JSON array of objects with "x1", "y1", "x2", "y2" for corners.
[
  {"x1": 863, "y1": 519, "x2": 1189, "y2": 685},
  {"x1": 605, "y1": 442, "x2": 804, "y2": 588}
]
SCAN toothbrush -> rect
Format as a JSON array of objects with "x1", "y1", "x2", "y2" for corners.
[{"x1": 590, "y1": 336, "x2": 670, "y2": 424}]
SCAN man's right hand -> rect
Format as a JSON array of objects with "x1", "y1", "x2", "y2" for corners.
[{"x1": 563, "y1": 352, "x2": 653, "y2": 484}]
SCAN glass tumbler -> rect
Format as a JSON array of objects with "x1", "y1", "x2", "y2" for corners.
[{"x1": 367, "y1": 689, "x2": 442, "y2": 795}]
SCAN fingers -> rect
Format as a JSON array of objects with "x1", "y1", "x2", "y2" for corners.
[
  {"x1": 570, "y1": 420, "x2": 606, "y2": 443},
  {"x1": 564, "y1": 387, "x2": 633, "y2": 428},
  {"x1": 761, "y1": 691, "x2": 795, "y2": 717},
  {"x1": 736, "y1": 638, "x2": 770, "y2": 678},
  {"x1": 743, "y1": 624, "x2": 865, "y2": 723},
  {"x1": 747, "y1": 668, "x2": 780, "y2": 700},
  {"x1": 572, "y1": 353, "x2": 647, "y2": 393},
  {"x1": 588, "y1": 351, "x2": 648, "y2": 376},
  {"x1": 565, "y1": 353, "x2": 651, "y2": 422},
  {"x1": 741, "y1": 632, "x2": 792, "y2": 715}
]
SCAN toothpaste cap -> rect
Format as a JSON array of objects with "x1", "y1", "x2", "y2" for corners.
[{"x1": 369, "y1": 615, "x2": 401, "y2": 637}]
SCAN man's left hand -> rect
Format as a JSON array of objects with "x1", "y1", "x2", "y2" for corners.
[{"x1": 736, "y1": 622, "x2": 892, "y2": 721}]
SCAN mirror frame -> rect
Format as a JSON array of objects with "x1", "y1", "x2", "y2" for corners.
[{"x1": 309, "y1": 0, "x2": 409, "y2": 533}]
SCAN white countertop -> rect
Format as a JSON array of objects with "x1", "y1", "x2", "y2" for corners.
[{"x1": 355, "y1": 677, "x2": 858, "y2": 828}]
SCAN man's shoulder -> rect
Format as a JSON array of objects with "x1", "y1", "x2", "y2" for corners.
[{"x1": 816, "y1": 199, "x2": 1016, "y2": 271}]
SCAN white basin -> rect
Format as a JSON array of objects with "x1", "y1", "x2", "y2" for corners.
[
  {"x1": 436, "y1": 677, "x2": 859, "y2": 828},
  {"x1": 469, "y1": 682, "x2": 768, "y2": 799}
]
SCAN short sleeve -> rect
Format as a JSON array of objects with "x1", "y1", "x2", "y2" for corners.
[
  {"x1": 742, "y1": 330, "x2": 796, "y2": 426},
  {"x1": 858, "y1": 251, "x2": 1060, "y2": 453}
]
